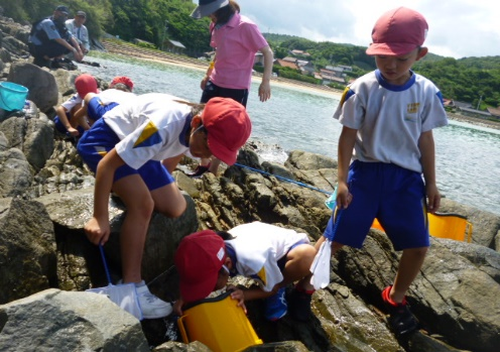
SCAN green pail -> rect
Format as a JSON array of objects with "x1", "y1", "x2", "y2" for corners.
[{"x1": 0, "y1": 81, "x2": 29, "y2": 111}]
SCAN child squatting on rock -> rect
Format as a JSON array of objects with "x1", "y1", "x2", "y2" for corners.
[{"x1": 174, "y1": 222, "x2": 317, "y2": 321}]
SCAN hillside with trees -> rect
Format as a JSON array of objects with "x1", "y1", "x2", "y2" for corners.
[{"x1": 1, "y1": 0, "x2": 499, "y2": 109}]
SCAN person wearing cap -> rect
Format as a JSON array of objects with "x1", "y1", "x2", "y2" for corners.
[
  {"x1": 65, "y1": 10, "x2": 90, "y2": 57},
  {"x1": 187, "y1": 0, "x2": 273, "y2": 177},
  {"x1": 311, "y1": 7, "x2": 448, "y2": 336},
  {"x1": 174, "y1": 222, "x2": 317, "y2": 321},
  {"x1": 28, "y1": 5, "x2": 84, "y2": 67},
  {"x1": 73, "y1": 76, "x2": 136, "y2": 131},
  {"x1": 76, "y1": 94, "x2": 251, "y2": 319},
  {"x1": 54, "y1": 73, "x2": 98, "y2": 137}
]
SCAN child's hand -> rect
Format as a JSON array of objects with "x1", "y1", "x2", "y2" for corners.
[
  {"x1": 426, "y1": 183, "x2": 441, "y2": 213},
  {"x1": 84, "y1": 217, "x2": 110, "y2": 245},
  {"x1": 66, "y1": 126, "x2": 79, "y2": 137},
  {"x1": 230, "y1": 288, "x2": 247, "y2": 314},
  {"x1": 336, "y1": 182, "x2": 353, "y2": 209},
  {"x1": 173, "y1": 299, "x2": 184, "y2": 316}
]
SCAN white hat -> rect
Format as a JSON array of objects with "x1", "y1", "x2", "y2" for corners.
[{"x1": 191, "y1": 0, "x2": 229, "y2": 19}]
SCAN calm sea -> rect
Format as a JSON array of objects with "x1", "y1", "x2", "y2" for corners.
[{"x1": 81, "y1": 54, "x2": 500, "y2": 216}]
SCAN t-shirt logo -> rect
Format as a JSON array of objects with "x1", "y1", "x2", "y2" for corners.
[
  {"x1": 407, "y1": 103, "x2": 420, "y2": 114},
  {"x1": 134, "y1": 121, "x2": 162, "y2": 148}
]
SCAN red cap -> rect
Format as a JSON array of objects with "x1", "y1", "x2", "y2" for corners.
[
  {"x1": 202, "y1": 97, "x2": 252, "y2": 165},
  {"x1": 174, "y1": 230, "x2": 226, "y2": 303},
  {"x1": 110, "y1": 76, "x2": 134, "y2": 91},
  {"x1": 74, "y1": 74, "x2": 98, "y2": 98},
  {"x1": 366, "y1": 7, "x2": 428, "y2": 56}
]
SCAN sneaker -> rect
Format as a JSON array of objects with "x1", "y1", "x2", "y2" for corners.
[
  {"x1": 288, "y1": 287, "x2": 313, "y2": 322},
  {"x1": 381, "y1": 286, "x2": 419, "y2": 335},
  {"x1": 187, "y1": 164, "x2": 210, "y2": 177},
  {"x1": 136, "y1": 282, "x2": 173, "y2": 319},
  {"x1": 265, "y1": 287, "x2": 287, "y2": 321}
]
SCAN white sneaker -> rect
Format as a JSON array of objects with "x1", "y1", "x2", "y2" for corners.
[{"x1": 136, "y1": 282, "x2": 173, "y2": 319}]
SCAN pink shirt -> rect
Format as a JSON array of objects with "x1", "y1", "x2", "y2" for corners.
[{"x1": 210, "y1": 13, "x2": 268, "y2": 90}]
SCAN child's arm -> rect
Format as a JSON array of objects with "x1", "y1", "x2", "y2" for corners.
[
  {"x1": 73, "y1": 105, "x2": 91, "y2": 131},
  {"x1": 201, "y1": 56, "x2": 215, "y2": 90},
  {"x1": 419, "y1": 130, "x2": 441, "y2": 213},
  {"x1": 258, "y1": 45, "x2": 273, "y2": 102},
  {"x1": 336, "y1": 126, "x2": 357, "y2": 208},
  {"x1": 85, "y1": 149, "x2": 125, "y2": 245},
  {"x1": 55, "y1": 105, "x2": 79, "y2": 136}
]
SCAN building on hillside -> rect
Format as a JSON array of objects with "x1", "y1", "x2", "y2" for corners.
[
  {"x1": 275, "y1": 59, "x2": 299, "y2": 70},
  {"x1": 320, "y1": 68, "x2": 345, "y2": 85},
  {"x1": 337, "y1": 65, "x2": 353, "y2": 72},
  {"x1": 162, "y1": 39, "x2": 186, "y2": 54},
  {"x1": 290, "y1": 49, "x2": 310, "y2": 57},
  {"x1": 487, "y1": 107, "x2": 500, "y2": 119},
  {"x1": 457, "y1": 106, "x2": 492, "y2": 119},
  {"x1": 282, "y1": 56, "x2": 298, "y2": 64},
  {"x1": 297, "y1": 60, "x2": 315, "y2": 75}
]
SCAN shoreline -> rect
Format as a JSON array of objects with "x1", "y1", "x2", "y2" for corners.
[{"x1": 99, "y1": 40, "x2": 500, "y2": 130}]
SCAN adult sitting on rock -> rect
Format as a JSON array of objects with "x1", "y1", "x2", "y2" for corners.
[
  {"x1": 65, "y1": 10, "x2": 90, "y2": 59},
  {"x1": 28, "y1": 5, "x2": 83, "y2": 68}
]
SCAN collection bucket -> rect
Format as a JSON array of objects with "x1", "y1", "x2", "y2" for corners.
[
  {"x1": 0, "y1": 81, "x2": 29, "y2": 111},
  {"x1": 178, "y1": 291, "x2": 263, "y2": 352}
]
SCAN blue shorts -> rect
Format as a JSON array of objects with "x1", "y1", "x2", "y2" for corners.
[
  {"x1": 324, "y1": 161, "x2": 429, "y2": 251},
  {"x1": 87, "y1": 97, "x2": 119, "y2": 123},
  {"x1": 76, "y1": 118, "x2": 174, "y2": 191}
]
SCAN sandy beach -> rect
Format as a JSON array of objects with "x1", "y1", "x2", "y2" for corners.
[{"x1": 102, "y1": 40, "x2": 500, "y2": 130}]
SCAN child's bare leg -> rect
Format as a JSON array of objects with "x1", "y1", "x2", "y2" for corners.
[
  {"x1": 113, "y1": 176, "x2": 155, "y2": 283},
  {"x1": 150, "y1": 183, "x2": 187, "y2": 217},
  {"x1": 390, "y1": 246, "x2": 428, "y2": 302},
  {"x1": 283, "y1": 244, "x2": 316, "y2": 290}
]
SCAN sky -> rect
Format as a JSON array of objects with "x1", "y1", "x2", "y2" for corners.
[{"x1": 194, "y1": 0, "x2": 500, "y2": 59}]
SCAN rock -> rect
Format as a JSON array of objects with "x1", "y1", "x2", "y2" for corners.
[
  {"x1": 0, "y1": 288, "x2": 149, "y2": 351},
  {"x1": 7, "y1": 61, "x2": 59, "y2": 113},
  {"x1": 0, "y1": 198, "x2": 56, "y2": 304}
]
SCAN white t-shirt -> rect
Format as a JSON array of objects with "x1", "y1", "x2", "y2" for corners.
[
  {"x1": 95, "y1": 89, "x2": 135, "y2": 105},
  {"x1": 102, "y1": 93, "x2": 191, "y2": 170},
  {"x1": 333, "y1": 69, "x2": 449, "y2": 173},
  {"x1": 61, "y1": 93, "x2": 83, "y2": 112},
  {"x1": 226, "y1": 222, "x2": 310, "y2": 292}
]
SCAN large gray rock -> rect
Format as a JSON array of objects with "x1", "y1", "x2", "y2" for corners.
[
  {"x1": 0, "y1": 198, "x2": 56, "y2": 304},
  {"x1": 0, "y1": 289, "x2": 149, "y2": 351},
  {"x1": 335, "y1": 231, "x2": 500, "y2": 352},
  {"x1": 7, "y1": 61, "x2": 59, "y2": 112},
  {"x1": 0, "y1": 147, "x2": 32, "y2": 197}
]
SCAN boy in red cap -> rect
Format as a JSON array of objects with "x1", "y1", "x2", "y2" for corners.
[
  {"x1": 311, "y1": 7, "x2": 448, "y2": 336},
  {"x1": 174, "y1": 222, "x2": 317, "y2": 321},
  {"x1": 73, "y1": 76, "x2": 136, "y2": 131},
  {"x1": 77, "y1": 94, "x2": 251, "y2": 319},
  {"x1": 54, "y1": 73, "x2": 98, "y2": 137}
]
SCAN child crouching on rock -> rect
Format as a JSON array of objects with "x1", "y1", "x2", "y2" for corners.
[
  {"x1": 174, "y1": 222, "x2": 317, "y2": 321},
  {"x1": 77, "y1": 94, "x2": 251, "y2": 319}
]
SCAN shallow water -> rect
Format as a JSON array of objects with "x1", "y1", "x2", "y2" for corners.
[{"x1": 81, "y1": 54, "x2": 500, "y2": 216}]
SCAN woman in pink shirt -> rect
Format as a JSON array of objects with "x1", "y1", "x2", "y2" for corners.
[{"x1": 189, "y1": 0, "x2": 274, "y2": 176}]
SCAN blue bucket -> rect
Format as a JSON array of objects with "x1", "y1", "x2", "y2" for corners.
[{"x1": 0, "y1": 81, "x2": 29, "y2": 111}]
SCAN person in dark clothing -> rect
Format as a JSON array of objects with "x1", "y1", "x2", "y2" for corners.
[{"x1": 28, "y1": 5, "x2": 83, "y2": 68}]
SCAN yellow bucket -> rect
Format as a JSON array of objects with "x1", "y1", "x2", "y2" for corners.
[
  {"x1": 177, "y1": 291, "x2": 263, "y2": 352},
  {"x1": 371, "y1": 212, "x2": 473, "y2": 242}
]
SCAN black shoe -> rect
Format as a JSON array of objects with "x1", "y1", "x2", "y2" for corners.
[
  {"x1": 288, "y1": 287, "x2": 313, "y2": 322},
  {"x1": 187, "y1": 165, "x2": 210, "y2": 177},
  {"x1": 381, "y1": 286, "x2": 418, "y2": 335}
]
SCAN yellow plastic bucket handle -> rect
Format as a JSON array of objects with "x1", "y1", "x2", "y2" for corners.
[{"x1": 177, "y1": 315, "x2": 189, "y2": 343}]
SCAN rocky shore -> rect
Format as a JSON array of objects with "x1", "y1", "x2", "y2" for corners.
[{"x1": 0, "y1": 15, "x2": 500, "y2": 352}]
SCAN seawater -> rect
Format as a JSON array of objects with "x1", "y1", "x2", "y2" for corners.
[{"x1": 81, "y1": 55, "x2": 500, "y2": 216}]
